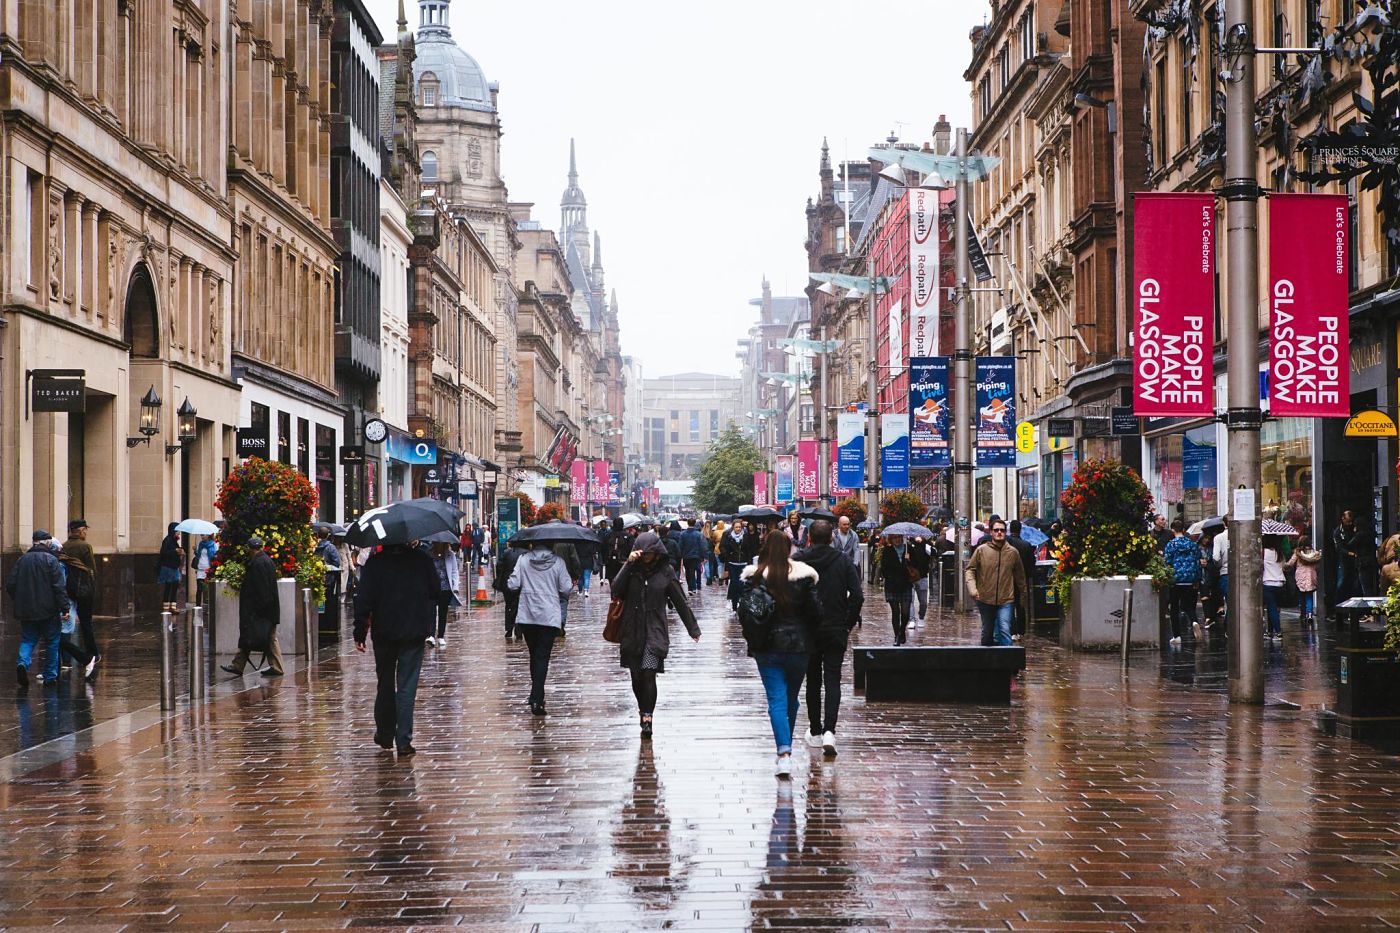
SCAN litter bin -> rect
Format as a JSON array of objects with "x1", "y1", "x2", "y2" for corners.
[
  {"x1": 1033, "y1": 559, "x2": 1061, "y2": 625},
  {"x1": 1326, "y1": 597, "x2": 1400, "y2": 741},
  {"x1": 939, "y1": 552, "x2": 956, "y2": 608}
]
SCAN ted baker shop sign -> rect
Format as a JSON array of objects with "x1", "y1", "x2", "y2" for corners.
[
  {"x1": 1268, "y1": 193, "x2": 1348, "y2": 417},
  {"x1": 1132, "y1": 193, "x2": 1214, "y2": 417}
]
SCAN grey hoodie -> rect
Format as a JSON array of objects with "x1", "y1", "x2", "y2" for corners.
[{"x1": 507, "y1": 548, "x2": 574, "y2": 629}]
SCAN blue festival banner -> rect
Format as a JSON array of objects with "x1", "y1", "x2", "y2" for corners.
[
  {"x1": 880, "y1": 414, "x2": 910, "y2": 489},
  {"x1": 836, "y1": 412, "x2": 865, "y2": 490},
  {"x1": 975, "y1": 356, "x2": 1017, "y2": 467},
  {"x1": 608, "y1": 469, "x2": 622, "y2": 501},
  {"x1": 909, "y1": 356, "x2": 950, "y2": 468},
  {"x1": 775, "y1": 455, "x2": 795, "y2": 502}
]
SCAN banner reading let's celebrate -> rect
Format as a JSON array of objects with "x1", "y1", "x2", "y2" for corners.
[
  {"x1": 1132, "y1": 193, "x2": 1215, "y2": 417},
  {"x1": 1269, "y1": 193, "x2": 1349, "y2": 418}
]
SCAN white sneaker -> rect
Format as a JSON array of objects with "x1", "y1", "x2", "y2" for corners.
[
  {"x1": 436, "y1": 636, "x2": 447, "y2": 649},
  {"x1": 426, "y1": 637, "x2": 437, "y2": 648},
  {"x1": 84, "y1": 656, "x2": 99, "y2": 679},
  {"x1": 822, "y1": 731, "x2": 837, "y2": 757},
  {"x1": 776, "y1": 755, "x2": 792, "y2": 779},
  {"x1": 805, "y1": 732, "x2": 823, "y2": 748},
  {"x1": 581, "y1": 591, "x2": 590, "y2": 598}
]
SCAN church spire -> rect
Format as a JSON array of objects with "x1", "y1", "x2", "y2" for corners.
[
  {"x1": 569, "y1": 138, "x2": 578, "y2": 187},
  {"x1": 561, "y1": 138, "x2": 587, "y2": 237}
]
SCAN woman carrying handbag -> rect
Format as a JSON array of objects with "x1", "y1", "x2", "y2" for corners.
[{"x1": 608, "y1": 532, "x2": 700, "y2": 738}]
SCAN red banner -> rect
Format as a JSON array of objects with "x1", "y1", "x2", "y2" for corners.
[
  {"x1": 1132, "y1": 193, "x2": 1215, "y2": 416},
  {"x1": 753, "y1": 471, "x2": 768, "y2": 506},
  {"x1": 570, "y1": 460, "x2": 587, "y2": 504},
  {"x1": 797, "y1": 440, "x2": 819, "y2": 499},
  {"x1": 829, "y1": 441, "x2": 852, "y2": 497},
  {"x1": 590, "y1": 460, "x2": 609, "y2": 502},
  {"x1": 1269, "y1": 193, "x2": 1349, "y2": 417}
]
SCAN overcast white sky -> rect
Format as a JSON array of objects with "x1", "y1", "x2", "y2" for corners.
[{"x1": 366, "y1": 0, "x2": 990, "y2": 378}]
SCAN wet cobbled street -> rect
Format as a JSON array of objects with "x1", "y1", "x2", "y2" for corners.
[{"x1": 3, "y1": 584, "x2": 1400, "y2": 931}]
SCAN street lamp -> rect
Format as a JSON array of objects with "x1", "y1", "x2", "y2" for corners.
[
  {"x1": 127, "y1": 385, "x2": 162, "y2": 448},
  {"x1": 167, "y1": 398, "x2": 198, "y2": 457}
]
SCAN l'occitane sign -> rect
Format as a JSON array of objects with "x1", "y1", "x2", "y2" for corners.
[{"x1": 1344, "y1": 410, "x2": 1397, "y2": 438}]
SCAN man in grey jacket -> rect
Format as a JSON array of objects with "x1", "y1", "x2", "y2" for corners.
[
  {"x1": 832, "y1": 515, "x2": 861, "y2": 567},
  {"x1": 6, "y1": 530, "x2": 70, "y2": 689}
]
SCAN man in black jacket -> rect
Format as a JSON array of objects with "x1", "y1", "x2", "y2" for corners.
[
  {"x1": 354, "y1": 542, "x2": 441, "y2": 756},
  {"x1": 1007, "y1": 520, "x2": 1037, "y2": 639},
  {"x1": 7, "y1": 530, "x2": 69, "y2": 688},
  {"x1": 221, "y1": 537, "x2": 284, "y2": 678},
  {"x1": 718, "y1": 518, "x2": 750, "y2": 611},
  {"x1": 795, "y1": 521, "x2": 864, "y2": 757}
]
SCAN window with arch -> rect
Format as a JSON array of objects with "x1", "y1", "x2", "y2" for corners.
[
  {"x1": 420, "y1": 72, "x2": 438, "y2": 108},
  {"x1": 421, "y1": 150, "x2": 438, "y2": 181}
]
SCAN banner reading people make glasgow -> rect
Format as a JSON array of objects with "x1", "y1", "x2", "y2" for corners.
[
  {"x1": 909, "y1": 188, "x2": 941, "y2": 357},
  {"x1": 1132, "y1": 192, "x2": 1215, "y2": 417},
  {"x1": 836, "y1": 412, "x2": 865, "y2": 490},
  {"x1": 975, "y1": 356, "x2": 1016, "y2": 467},
  {"x1": 570, "y1": 459, "x2": 587, "y2": 504},
  {"x1": 796, "y1": 440, "x2": 819, "y2": 499},
  {"x1": 829, "y1": 441, "x2": 852, "y2": 497},
  {"x1": 1269, "y1": 193, "x2": 1349, "y2": 418},
  {"x1": 908, "y1": 356, "x2": 950, "y2": 468},
  {"x1": 881, "y1": 414, "x2": 910, "y2": 489}
]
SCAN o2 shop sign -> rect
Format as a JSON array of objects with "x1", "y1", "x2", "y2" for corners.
[{"x1": 385, "y1": 433, "x2": 438, "y2": 465}]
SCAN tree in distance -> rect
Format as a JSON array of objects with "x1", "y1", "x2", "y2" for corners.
[{"x1": 692, "y1": 425, "x2": 766, "y2": 514}]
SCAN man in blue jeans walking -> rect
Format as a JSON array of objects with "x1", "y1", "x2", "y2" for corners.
[
  {"x1": 963, "y1": 520, "x2": 1026, "y2": 647},
  {"x1": 6, "y1": 530, "x2": 70, "y2": 689}
]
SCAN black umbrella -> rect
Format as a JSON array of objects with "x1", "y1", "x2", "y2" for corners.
[
  {"x1": 344, "y1": 498, "x2": 463, "y2": 547},
  {"x1": 510, "y1": 522, "x2": 602, "y2": 546},
  {"x1": 421, "y1": 529, "x2": 461, "y2": 544},
  {"x1": 737, "y1": 506, "x2": 782, "y2": 522},
  {"x1": 798, "y1": 508, "x2": 838, "y2": 522}
]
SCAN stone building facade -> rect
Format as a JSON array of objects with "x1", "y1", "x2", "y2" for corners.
[{"x1": 0, "y1": 0, "x2": 241, "y2": 611}]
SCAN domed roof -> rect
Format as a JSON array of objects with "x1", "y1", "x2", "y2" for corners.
[{"x1": 413, "y1": 1, "x2": 495, "y2": 113}]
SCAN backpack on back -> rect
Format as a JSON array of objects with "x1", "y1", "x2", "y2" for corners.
[{"x1": 737, "y1": 578, "x2": 776, "y2": 652}]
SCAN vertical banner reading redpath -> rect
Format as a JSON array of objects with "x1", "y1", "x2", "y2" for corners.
[
  {"x1": 796, "y1": 440, "x2": 819, "y2": 499},
  {"x1": 1132, "y1": 193, "x2": 1215, "y2": 417},
  {"x1": 1269, "y1": 193, "x2": 1349, "y2": 417},
  {"x1": 909, "y1": 189, "x2": 941, "y2": 357}
]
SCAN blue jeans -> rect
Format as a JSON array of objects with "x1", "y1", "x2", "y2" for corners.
[
  {"x1": 579, "y1": 568, "x2": 591, "y2": 595},
  {"x1": 18, "y1": 617, "x2": 61, "y2": 681},
  {"x1": 1264, "y1": 584, "x2": 1282, "y2": 635},
  {"x1": 1299, "y1": 590, "x2": 1315, "y2": 616},
  {"x1": 559, "y1": 593, "x2": 570, "y2": 628},
  {"x1": 754, "y1": 652, "x2": 808, "y2": 754},
  {"x1": 1219, "y1": 574, "x2": 1229, "y2": 609},
  {"x1": 977, "y1": 601, "x2": 1013, "y2": 647}
]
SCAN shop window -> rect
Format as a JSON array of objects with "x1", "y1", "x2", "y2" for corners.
[
  {"x1": 298, "y1": 418, "x2": 310, "y2": 475},
  {"x1": 68, "y1": 411, "x2": 85, "y2": 518},
  {"x1": 1260, "y1": 417, "x2": 1313, "y2": 543},
  {"x1": 278, "y1": 411, "x2": 291, "y2": 465}
]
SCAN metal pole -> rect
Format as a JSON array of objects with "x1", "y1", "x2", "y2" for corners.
[
  {"x1": 818, "y1": 328, "x2": 829, "y2": 505},
  {"x1": 189, "y1": 605, "x2": 205, "y2": 702},
  {"x1": 302, "y1": 587, "x2": 315, "y2": 659},
  {"x1": 866, "y1": 253, "x2": 880, "y2": 523},
  {"x1": 1224, "y1": 0, "x2": 1263, "y2": 704},
  {"x1": 953, "y1": 128, "x2": 975, "y2": 612},
  {"x1": 1120, "y1": 586, "x2": 1134, "y2": 667},
  {"x1": 159, "y1": 610, "x2": 174, "y2": 711}
]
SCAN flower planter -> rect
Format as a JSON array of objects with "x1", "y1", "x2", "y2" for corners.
[
  {"x1": 211, "y1": 578, "x2": 308, "y2": 656},
  {"x1": 1062, "y1": 576, "x2": 1163, "y2": 651}
]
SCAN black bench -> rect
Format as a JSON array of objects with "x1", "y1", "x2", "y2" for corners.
[{"x1": 854, "y1": 646, "x2": 1026, "y2": 703}]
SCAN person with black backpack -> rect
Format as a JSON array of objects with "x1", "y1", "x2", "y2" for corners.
[{"x1": 739, "y1": 533, "x2": 822, "y2": 779}]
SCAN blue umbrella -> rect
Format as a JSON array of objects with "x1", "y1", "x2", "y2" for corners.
[
  {"x1": 174, "y1": 518, "x2": 219, "y2": 535},
  {"x1": 1018, "y1": 525, "x2": 1049, "y2": 547}
]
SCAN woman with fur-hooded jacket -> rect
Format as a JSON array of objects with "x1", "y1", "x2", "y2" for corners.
[{"x1": 740, "y1": 533, "x2": 822, "y2": 779}]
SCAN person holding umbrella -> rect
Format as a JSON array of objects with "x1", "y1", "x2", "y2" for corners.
[
  {"x1": 508, "y1": 525, "x2": 587, "y2": 715},
  {"x1": 879, "y1": 532, "x2": 916, "y2": 646},
  {"x1": 611, "y1": 532, "x2": 700, "y2": 737},
  {"x1": 353, "y1": 540, "x2": 440, "y2": 756}
]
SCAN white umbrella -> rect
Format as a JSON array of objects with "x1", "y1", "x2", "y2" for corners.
[
  {"x1": 1261, "y1": 519, "x2": 1298, "y2": 535},
  {"x1": 174, "y1": 518, "x2": 219, "y2": 535}
]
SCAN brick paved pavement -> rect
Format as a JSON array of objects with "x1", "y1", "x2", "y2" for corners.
[{"x1": 3, "y1": 583, "x2": 1400, "y2": 930}]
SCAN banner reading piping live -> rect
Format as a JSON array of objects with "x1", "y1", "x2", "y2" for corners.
[
  {"x1": 881, "y1": 414, "x2": 910, "y2": 489},
  {"x1": 797, "y1": 440, "x2": 819, "y2": 499},
  {"x1": 909, "y1": 189, "x2": 940, "y2": 357},
  {"x1": 836, "y1": 412, "x2": 865, "y2": 490},
  {"x1": 608, "y1": 469, "x2": 621, "y2": 501},
  {"x1": 975, "y1": 356, "x2": 1016, "y2": 467},
  {"x1": 1269, "y1": 193, "x2": 1349, "y2": 417},
  {"x1": 753, "y1": 471, "x2": 769, "y2": 506},
  {"x1": 1132, "y1": 192, "x2": 1215, "y2": 417},
  {"x1": 775, "y1": 455, "x2": 795, "y2": 502},
  {"x1": 908, "y1": 356, "x2": 950, "y2": 468}
]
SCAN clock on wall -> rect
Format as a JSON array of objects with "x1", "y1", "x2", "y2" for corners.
[{"x1": 363, "y1": 418, "x2": 387, "y2": 444}]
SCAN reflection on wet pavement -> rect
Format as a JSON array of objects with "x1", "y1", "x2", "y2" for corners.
[{"x1": 2, "y1": 587, "x2": 1400, "y2": 930}]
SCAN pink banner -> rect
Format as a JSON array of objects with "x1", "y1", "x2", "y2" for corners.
[
  {"x1": 591, "y1": 460, "x2": 609, "y2": 502},
  {"x1": 1269, "y1": 193, "x2": 1349, "y2": 417},
  {"x1": 829, "y1": 441, "x2": 851, "y2": 497},
  {"x1": 753, "y1": 471, "x2": 768, "y2": 506},
  {"x1": 570, "y1": 460, "x2": 587, "y2": 504},
  {"x1": 797, "y1": 440, "x2": 819, "y2": 499},
  {"x1": 1132, "y1": 193, "x2": 1215, "y2": 417}
]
